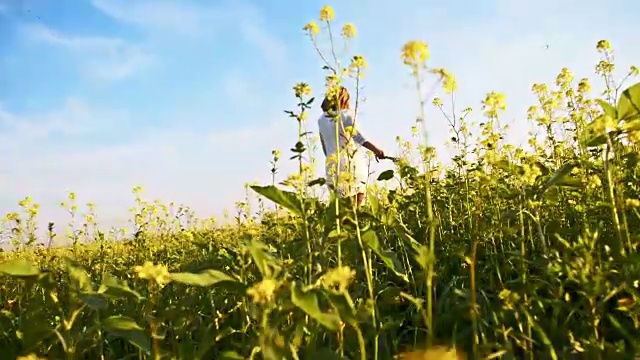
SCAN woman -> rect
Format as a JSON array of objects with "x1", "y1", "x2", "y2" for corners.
[{"x1": 317, "y1": 86, "x2": 385, "y2": 207}]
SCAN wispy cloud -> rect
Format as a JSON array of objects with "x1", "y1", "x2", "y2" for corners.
[
  {"x1": 89, "y1": 0, "x2": 288, "y2": 69},
  {"x1": 89, "y1": 0, "x2": 211, "y2": 35},
  {"x1": 0, "y1": 98, "x2": 129, "y2": 153},
  {"x1": 22, "y1": 23, "x2": 153, "y2": 82}
]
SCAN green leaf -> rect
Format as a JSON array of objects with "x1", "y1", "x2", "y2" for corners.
[
  {"x1": 366, "y1": 188, "x2": 380, "y2": 216},
  {"x1": 194, "y1": 326, "x2": 241, "y2": 360},
  {"x1": 81, "y1": 293, "x2": 109, "y2": 310},
  {"x1": 493, "y1": 159, "x2": 524, "y2": 174},
  {"x1": 597, "y1": 99, "x2": 618, "y2": 119},
  {"x1": 218, "y1": 351, "x2": 245, "y2": 360},
  {"x1": 537, "y1": 162, "x2": 578, "y2": 198},
  {"x1": 585, "y1": 133, "x2": 608, "y2": 147},
  {"x1": 99, "y1": 273, "x2": 144, "y2": 301},
  {"x1": 554, "y1": 176, "x2": 582, "y2": 188},
  {"x1": 413, "y1": 244, "x2": 436, "y2": 272},
  {"x1": 399, "y1": 291, "x2": 425, "y2": 310},
  {"x1": 170, "y1": 269, "x2": 241, "y2": 288},
  {"x1": 65, "y1": 258, "x2": 93, "y2": 293},
  {"x1": 247, "y1": 239, "x2": 281, "y2": 279},
  {"x1": 377, "y1": 169, "x2": 394, "y2": 181},
  {"x1": 250, "y1": 185, "x2": 302, "y2": 217},
  {"x1": 617, "y1": 82, "x2": 640, "y2": 121},
  {"x1": 621, "y1": 118, "x2": 640, "y2": 133},
  {"x1": 362, "y1": 228, "x2": 409, "y2": 282},
  {"x1": 0, "y1": 259, "x2": 39, "y2": 277},
  {"x1": 290, "y1": 282, "x2": 341, "y2": 331},
  {"x1": 307, "y1": 177, "x2": 326, "y2": 187},
  {"x1": 102, "y1": 315, "x2": 151, "y2": 355},
  {"x1": 326, "y1": 292, "x2": 357, "y2": 326},
  {"x1": 582, "y1": 115, "x2": 616, "y2": 147}
]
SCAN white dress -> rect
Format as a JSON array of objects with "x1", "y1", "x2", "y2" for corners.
[{"x1": 317, "y1": 109, "x2": 369, "y2": 197}]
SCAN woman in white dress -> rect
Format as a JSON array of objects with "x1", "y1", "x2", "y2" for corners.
[{"x1": 317, "y1": 86, "x2": 385, "y2": 207}]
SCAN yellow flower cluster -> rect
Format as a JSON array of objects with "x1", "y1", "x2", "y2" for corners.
[
  {"x1": 303, "y1": 5, "x2": 339, "y2": 39},
  {"x1": 319, "y1": 5, "x2": 334, "y2": 21},
  {"x1": 350, "y1": 55, "x2": 367, "y2": 70},
  {"x1": 341, "y1": 23, "x2": 357, "y2": 38},
  {"x1": 303, "y1": 22, "x2": 319, "y2": 37},
  {"x1": 482, "y1": 91, "x2": 507, "y2": 118},
  {"x1": 401, "y1": 40, "x2": 429, "y2": 67},
  {"x1": 577, "y1": 78, "x2": 592, "y2": 94},
  {"x1": 293, "y1": 82, "x2": 312, "y2": 98},
  {"x1": 555, "y1": 67, "x2": 574, "y2": 90},
  {"x1": 246, "y1": 278, "x2": 279, "y2": 305},
  {"x1": 596, "y1": 39, "x2": 612, "y2": 52},
  {"x1": 320, "y1": 266, "x2": 355, "y2": 293},
  {"x1": 626, "y1": 199, "x2": 640, "y2": 208},
  {"x1": 431, "y1": 68, "x2": 457, "y2": 94},
  {"x1": 17, "y1": 354, "x2": 47, "y2": 360},
  {"x1": 133, "y1": 261, "x2": 171, "y2": 286}
]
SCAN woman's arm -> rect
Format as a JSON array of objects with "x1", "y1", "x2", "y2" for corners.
[{"x1": 342, "y1": 113, "x2": 384, "y2": 159}]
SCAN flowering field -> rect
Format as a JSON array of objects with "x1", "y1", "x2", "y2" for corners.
[{"x1": 2, "y1": 5, "x2": 640, "y2": 360}]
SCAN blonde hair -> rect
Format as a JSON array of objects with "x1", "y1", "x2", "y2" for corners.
[{"x1": 321, "y1": 86, "x2": 350, "y2": 113}]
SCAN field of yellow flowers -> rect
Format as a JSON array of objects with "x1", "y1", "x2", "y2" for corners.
[{"x1": 2, "y1": 6, "x2": 640, "y2": 360}]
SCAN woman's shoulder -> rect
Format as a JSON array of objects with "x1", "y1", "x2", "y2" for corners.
[{"x1": 340, "y1": 109, "x2": 356, "y2": 122}]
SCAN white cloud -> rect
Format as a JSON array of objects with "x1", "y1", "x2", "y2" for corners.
[
  {"x1": 89, "y1": 0, "x2": 216, "y2": 35},
  {"x1": 90, "y1": 0, "x2": 289, "y2": 71},
  {"x1": 22, "y1": 23, "x2": 153, "y2": 82},
  {"x1": 0, "y1": 100, "x2": 298, "y2": 239}
]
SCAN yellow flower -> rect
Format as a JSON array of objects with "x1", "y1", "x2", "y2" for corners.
[
  {"x1": 596, "y1": 39, "x2": 611, "y2": 52},
  {"x1": 293, "y1": 82, "x2": 312, "y2": 97},
  {"x1": 246, "y1": 279, "x2": 279, "y2": 305},
  {"x1": 431, "y1": 68, "x2": 457, "y2": 94},
  {"x1": 319, "y1": 5, "x2": 335, "y2": 21},
  {"x1": 531, "y1": 83, "x2": 548, "y2": 95},
  {"x1": 134, "y1": 261, "x2": 171, "y2": 286},
  {"x1": 432, "y1": 97, "x2": 443, "y2": 107},
  {"x1": 481, "y1": 91, "x2": 507, "y2": 117},
  {"x1": 596, "y1": 60, "x2": 615, "y2": 75},
  {"x1": 17, "y1": 354, "x2": 47, "y2": 360},
  {"x1": 320, "y1": 266, "x2": 356, "y2": 292},
  {"x1": 349, "y1": 55, "x2": 368, "y2": 73},
  {"x1": 626, "y1": 199, "x2": 640, "y2": 208},
  {"x1": 325, "y1": 74, "x2": 340, "y2": 87},
  {"x1": 303, "y1": 22, "x2": 319, "y2": 36},
  {"x1": 341, "y1": 23, "x2": 357, "y2": 38},
  {"x1": 555, "y1": 67, "x2": 574, "y2": 89},
  {"x1": 630, "y1": 65, "x2": 639, "y2": 77},
  {"x1": 587, "y1": 175, "x2": 602, "y2": 189},
  {"x1": 395, "y1": 346, "x2": 461, "y2": 360},
  {"x1": 577, "y1": 78, "x2": 591, "y2": 93},
  {"x1": 182, "y1": 231, "x2": 194, "y2": 241},
  {"x1": 401, "y1": 40, "x2": 429, "y2": 66}
]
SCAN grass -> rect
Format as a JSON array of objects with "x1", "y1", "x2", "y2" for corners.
[{"x1": 2, "y1": 6, "x2": 640, "y2": 360}]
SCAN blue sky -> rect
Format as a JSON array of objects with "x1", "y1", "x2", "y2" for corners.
[{"x1": 0, "y1": 0, "x2": 638, "y2": 234}]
